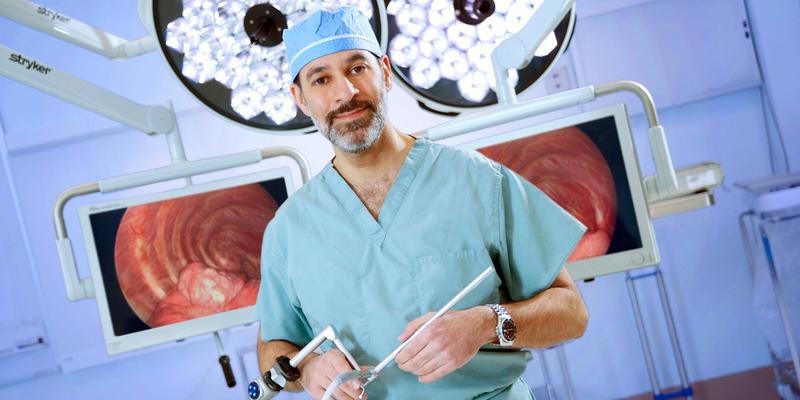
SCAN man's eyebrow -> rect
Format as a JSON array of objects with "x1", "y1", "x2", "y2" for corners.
[
  {"x1": 305, "y1": 65, "x2": 329, "y2": 81},
  {"x1": 344, "y1": 53, "x2": 368, "y2": 65},
  {"x1": 303, "y1": 54, "x2": 370, "y2": 81}
]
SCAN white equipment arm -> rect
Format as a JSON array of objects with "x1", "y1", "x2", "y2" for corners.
[
  {"x1": 491, "y1": 0, "x2": 575, "y2": 104},
  {"x1": 0, "y1": 0, "x2": 155, "y2": 60},
  {"x1": 459, "y1": 0, "x2": 678, "y2": 195},
  {"x1": 0, "y1": 44, "x2": 175, "y2": 135},
  {"x1": 420, "y1": 80, "x2": 680, "y2": 196}
]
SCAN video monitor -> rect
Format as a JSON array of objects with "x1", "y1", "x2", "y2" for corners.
[
  {"x1": 78, "y1": 167, "x2": 296, "y2": 354},
  {"x1": 458, "y1": 104, "x2": 659, "y2": 280}
]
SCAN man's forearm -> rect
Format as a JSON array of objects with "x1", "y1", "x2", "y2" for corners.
[
  {"x1": 257, "y1": 332, "x2": 307, "y2": 392},
  {"x1": 395, "y1": 268, "x2": 588, "y2": 383},
  {"x1": 503, "y1": 285, "x2": 588, "y2": 348},
  {"x1": 473, "y1": 269, "x2": 589, "y2": 349}
]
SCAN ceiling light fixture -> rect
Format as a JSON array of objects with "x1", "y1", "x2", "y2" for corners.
[{"x1": 152, "y1": 0, "x2": 387, "y2": 134}]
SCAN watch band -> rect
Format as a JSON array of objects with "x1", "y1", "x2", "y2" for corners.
[
  {"x1": 488, "y1": 303, "x2": 508, "y2": 316},
  {"x1": 487, "y1": 304, "x2": 516, "y2": 346}
]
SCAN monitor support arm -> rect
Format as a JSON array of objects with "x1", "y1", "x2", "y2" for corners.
[
  {"x1": 419, "y1": 80, "x2": 680, "y2": 197},
  {"x1": 447, "y1": 0, "x2": 680, "y2": 196},
  {"x1": 0, "y1": 0, "x2": 156, "y2": 60}
]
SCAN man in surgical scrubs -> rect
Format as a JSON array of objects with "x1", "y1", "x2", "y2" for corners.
[{"x1": 256, "y1": 7, "x2": 589, "y2": 400}]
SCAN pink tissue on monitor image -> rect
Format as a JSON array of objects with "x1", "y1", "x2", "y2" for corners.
[
  {"x1": 479, "y1": 126, "x2": 617, "y2": 262},
  {"x1": 114, "y1": 184, "x2": 277, "y2": 328}
]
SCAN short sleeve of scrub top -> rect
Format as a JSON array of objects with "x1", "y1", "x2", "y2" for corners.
[
  {"x1": 495, "y1": 164, "x2": 586, "y2": 301},
  {"x1": 256, "y1": 219, "x2": 313, "y2": 345}
]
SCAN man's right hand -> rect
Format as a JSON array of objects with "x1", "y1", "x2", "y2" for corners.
[{"x1": 297, "y1": 349, "x2": 367, "y2": 400}]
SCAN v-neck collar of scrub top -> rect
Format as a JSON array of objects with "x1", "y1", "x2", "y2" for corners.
[{"x1": 321, "y1": 138, "x2": 427, "y2": 247}]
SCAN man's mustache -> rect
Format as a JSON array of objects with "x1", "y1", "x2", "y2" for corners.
[{"x1": 326, "y1": 99, "x2": 375, "y2": 125}]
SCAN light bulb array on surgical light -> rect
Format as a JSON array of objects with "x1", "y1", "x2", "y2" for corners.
[
  {"x1": 163, "y1": 0, "x2": 374, "y2": 125},
  {"x1": 154, "y1": 0, "x2": 571, "y2": 126},
  {"x1": 387, "y1": 0, "x2": 558, "y2": 103}
]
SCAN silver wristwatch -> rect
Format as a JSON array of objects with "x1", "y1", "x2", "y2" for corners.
[{"x1": 487, "y1": 304, "x2": 516, "y2": 347}]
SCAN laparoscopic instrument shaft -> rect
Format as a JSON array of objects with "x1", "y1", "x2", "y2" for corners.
[
  {"x1": 319, "y1": 266, "x2": 496, "y2": 400},
  {"x1": 372, "y1": 266, "x2": 495, "y2": 376}
]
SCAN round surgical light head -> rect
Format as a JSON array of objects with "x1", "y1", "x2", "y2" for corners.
[
  {"x1": 386, "y1": 0, "x2": 575, "y2": 114},
  {"x1": 152, "y1": 1, "x2": 386, "y2": 134}
]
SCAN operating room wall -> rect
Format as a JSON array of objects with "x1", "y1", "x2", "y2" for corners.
[
  {"x1": 745, "y1": 0, "x2": 800, "y2": 174},
  {"x1": 0, "y1": 0, "x2": 797, "y2": 399},
  {"x1": 0, "y1": 124, "x2": 57, "y2": 386}
]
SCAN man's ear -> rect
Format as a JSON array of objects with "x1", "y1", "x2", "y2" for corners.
[
  {"x1": 289, "y1": 83, "x2": 310, "y2": 116},
  {"x1": 379, "y1": 54, "x2": 392, "y2": 91}
]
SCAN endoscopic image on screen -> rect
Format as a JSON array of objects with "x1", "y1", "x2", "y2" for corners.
[
  {"x1": 88, "y1": 178, "x2": 289, "y2": 337},
  {"x1": 478, "y1": 116, "x2": 643, "y2": 265}
]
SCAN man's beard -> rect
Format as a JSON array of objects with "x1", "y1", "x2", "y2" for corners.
[{"x1": 311, "y1": 87, "x2": 387, "y2": 154}]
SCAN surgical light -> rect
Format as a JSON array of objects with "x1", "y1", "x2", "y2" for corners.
[
  {"x1": 152, "y1": 0, "x2": 386, "y2": 134},
  {"x1": 386, "y1": 0, "x2": 575, "y2": 114}
]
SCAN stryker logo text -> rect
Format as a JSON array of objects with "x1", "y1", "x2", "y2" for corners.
[
  {"x1": 8, "y1": 54, "x2": 52, "y2": 75},
  {"x1": 37, "y1": 6, "x2": 70, "y2": 23}
]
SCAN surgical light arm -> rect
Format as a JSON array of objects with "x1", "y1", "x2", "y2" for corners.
[
  {"x1": 491, "y1": 0, "x2": 576, "y2": 105},
  {"x1": 0, "y1": 0, "x2": 156, "y2": 60},
  {"x1": 0, "y1": 0, "x2": 175, "y2": 136},
  {"x1": 0, "y1": 44, "x2": 175, "y2": 135},
  {"x1": 53, "y1": 147, "x2": 311, "y2": 301}
]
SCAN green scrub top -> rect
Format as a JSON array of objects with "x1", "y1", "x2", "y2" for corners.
[{"x1": 256, "y1": 138, "x2": 586, "y2": 399}]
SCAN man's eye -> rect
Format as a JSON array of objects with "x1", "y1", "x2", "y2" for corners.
[
  {"x1": 351, "y1": 65, "x2": 366, "y2": 74},
  {"x1": 313, "y1": 77, "x2": 327, "y2": 86}
]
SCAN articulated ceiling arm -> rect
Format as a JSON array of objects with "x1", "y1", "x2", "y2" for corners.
[
  {"x1": 0, "y1": 0, "x2": 156, "y2": 60},
  {"x1": 491, "y1": 0, "x2": 576, "y2": 104}
]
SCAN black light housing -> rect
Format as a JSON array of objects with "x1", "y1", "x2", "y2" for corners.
[
  {"x1": 386, "y1": 0, "x2": 575, "y2": 114},
  {"x1": 152, "y1": 0, "x2": 386, "y2": 134}
]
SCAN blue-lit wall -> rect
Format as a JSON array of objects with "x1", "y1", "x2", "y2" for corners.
[{"x1": 0, "y1": 0, "x2": 797, "y2": 398}]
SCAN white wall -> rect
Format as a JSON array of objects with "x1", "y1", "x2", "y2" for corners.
[
  {"x1": 1, "y1": 0, "x2": 797, "y2": 398},
  {"x1": 0, "y1": 121, "x2": 58, "y2": 387},
  {"x1": 745, "y1": 0, "x2": 800, "y2": 173}
]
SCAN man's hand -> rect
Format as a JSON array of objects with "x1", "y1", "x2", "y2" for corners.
[
  {"x1": 298, "y1": 349, "x2": 369, "y2": 400},
  {"x1": 395, "y1": 307, "x2": 495, "y2": 383}
]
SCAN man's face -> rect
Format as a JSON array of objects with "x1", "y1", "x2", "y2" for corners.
[{"x1": 290, "y1": 50, "x2": 392, "y2": 154}]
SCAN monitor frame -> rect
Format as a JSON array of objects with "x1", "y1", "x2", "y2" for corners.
[
  {"x1": 78, "y1": 166, "x2": 297, "y2": 355},
  {"x1": 456, "y1": 103, "x2": 660, "y2": 280}
]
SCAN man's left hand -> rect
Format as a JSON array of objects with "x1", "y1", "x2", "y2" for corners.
[{"x1": 395, "y1": 307, "x2": 495, "y2": 383}]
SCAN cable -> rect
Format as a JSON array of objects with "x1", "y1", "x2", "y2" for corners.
[
  {"x1": 760, "y1": 87, "x2": 777, "y2": 175},
  {"x1": 761, "y1": 84, "x2": 791, "y2": 174},
  {"x1": 743, "y1": 0, "x2": 792, "y2": 174}
]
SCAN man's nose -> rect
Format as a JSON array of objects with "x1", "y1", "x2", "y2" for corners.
[{"x1": 333, "y1": 77, "x2": 359, "y2": 104}]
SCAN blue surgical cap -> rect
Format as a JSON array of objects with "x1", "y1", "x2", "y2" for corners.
[{"x1": 283, "y1": 7, "x2": 382, "y2": 82}]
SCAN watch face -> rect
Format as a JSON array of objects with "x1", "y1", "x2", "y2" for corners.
[{"x1": 501, "y1": 319, "x2": 516, "y2": 341}]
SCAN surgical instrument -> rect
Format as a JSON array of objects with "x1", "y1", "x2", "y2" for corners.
[{"x1": 320, "y1": 266, "x2": 496, "y2": 400}]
